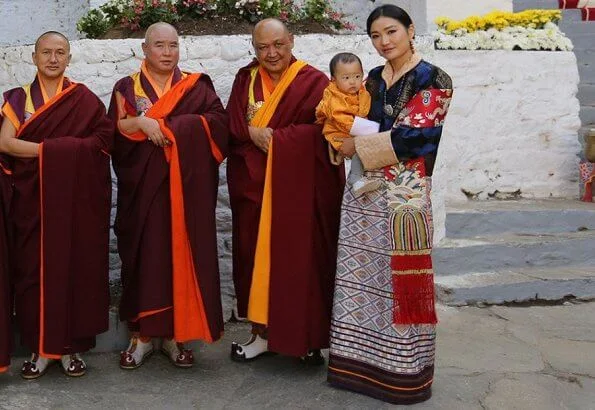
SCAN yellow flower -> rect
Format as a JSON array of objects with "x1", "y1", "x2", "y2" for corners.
[{"x1": 434, "y1": 9, "x2": 559, "y2": 34}]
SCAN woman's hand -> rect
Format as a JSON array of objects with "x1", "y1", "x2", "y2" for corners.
[{"x1": 338, "y1": 137, "x2": 356, "y2": 158}]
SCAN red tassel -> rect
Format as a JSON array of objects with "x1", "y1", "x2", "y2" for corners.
[
  {"x1": 582, "y1": 181, "x2": 593, "y2": 202},
  {"x1": 392, "y1": 274, "x2": 437, "y2": 325}
]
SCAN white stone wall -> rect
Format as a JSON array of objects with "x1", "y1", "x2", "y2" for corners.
[
  {"x1": 0, "y1": 35, "x2": 581, "y2": 292},
  {"x1": 0, "y1": 0, "x2": 89, "y2": 47}
]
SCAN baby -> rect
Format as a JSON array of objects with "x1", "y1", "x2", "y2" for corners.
[{"x1": 316, "y1": 52, "x2": 381, "y2": 197}]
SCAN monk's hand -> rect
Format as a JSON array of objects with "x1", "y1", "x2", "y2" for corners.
[
  {"x1": 140, "y1": 117, "x2": 168, "y2": 147},
  {"x1": 339, "y1": 137, "x2": 356, "y2": 158},
  {"x1": 249, "y1": 126, "x2": 273, "y2": 153}
]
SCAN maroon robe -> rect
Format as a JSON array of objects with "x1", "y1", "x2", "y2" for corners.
[
  {"x1": 2, "y1": 79, "x2": 113, "y2": 357},
  {"x1": 0, "y1": 155, "x2": 12, "y2": 371},
  {"x1": 227, "y1": 60, "x2": 345, "y2": 356},
  {"x1": 109, "y1": 70, "x2": 228, "y2": 341}
]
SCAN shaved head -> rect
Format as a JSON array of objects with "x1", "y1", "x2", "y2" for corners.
[
  {"x1": 145, "y1": 22, "x2": 178, "y2": 43},
  {"x1": 35, "y1": 31, "x2": 70, "y2": 53},
  {"x1": 252, "y1": 18, "x2": 290, "y2": 44}
]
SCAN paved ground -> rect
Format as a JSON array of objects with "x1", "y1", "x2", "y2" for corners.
[{"x1": 1, "y1": 302, "x2": 594, "y2": 409}]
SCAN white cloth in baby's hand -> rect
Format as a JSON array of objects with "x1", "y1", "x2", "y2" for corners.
[{"x1": 350, "y1": 116, "x2": 381, "y2": 137}]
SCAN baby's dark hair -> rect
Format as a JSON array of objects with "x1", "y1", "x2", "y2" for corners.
[{"x1": 329, "y1": 52, "x2": 363, "y2": 77}]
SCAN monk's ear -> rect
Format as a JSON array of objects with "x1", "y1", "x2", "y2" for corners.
[
  {"x1": 141, "y1": 42, "x2": 147, "y2": 56},
  {"x1": 32, "y1": 51, "x2": 37, "y2": 66},
  {"x1": 288, "y1": 33, "x2": 295, "y2": 49},
  {"x1": 67, "y1": 53, "x2": 72, "y2": 66}
]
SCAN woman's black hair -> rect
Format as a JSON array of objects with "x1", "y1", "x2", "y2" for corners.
[
  {"x1": 366, "y1": 5, "x2": 413, "y2": 36},
  {"x1": 329, "y1": 52, "x2": 363, "y2": 77}
]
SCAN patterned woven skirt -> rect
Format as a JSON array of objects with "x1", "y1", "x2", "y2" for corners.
[{"x1": 328, "y1": 161, "x2": 437, "y2": 405}]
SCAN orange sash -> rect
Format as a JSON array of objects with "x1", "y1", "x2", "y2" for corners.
[{"x1": 247, "y1": 60, "x2": 307, "y2": 325}]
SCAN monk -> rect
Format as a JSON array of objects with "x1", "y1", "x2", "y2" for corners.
[
  {"x1": 0, "y1": 31, "x2": 114, "y2": 379},
  {"x1": 227, "y1": 19, "x2": 344, "y2": 363},
  {"x1": 109, "y1": 22, "x2": 229, "y2": 370}
]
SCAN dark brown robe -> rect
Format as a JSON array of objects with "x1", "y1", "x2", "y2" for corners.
[
  {"x1": 2, "y1": 79, "x2": 113, "y2": 357},
  {"x1": 0, "y1": 155, "x2": 12, "y2": 371},
  {"x1": 109, "y1": 69, "x2": 228, "y2": 342},
  {"x1": 227, "y1": 60, "x2": 345, "y2": 356}
]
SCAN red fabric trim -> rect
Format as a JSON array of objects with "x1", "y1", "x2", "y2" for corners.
[
  {"x1": 559, "y1": 0, "x2": 579, "y2": 8},
  {"x1": 582, "y1": 181, "x2": 593, "y2": 202},
  {"x1": 391, "y1": 253, "x2": 433, "y2": 272},
  {"x1": 399, "y1": 88, "x2": 452, "y2": 128},
  {"x1": 392, "y1": 274, "x2": 437, "y2": 325}
]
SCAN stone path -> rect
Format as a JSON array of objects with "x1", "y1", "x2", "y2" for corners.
[{"x1": 1, "y1": 302, "x2": 594, "y2": 409}]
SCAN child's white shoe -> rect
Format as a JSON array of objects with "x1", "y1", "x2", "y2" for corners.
[{"x1": 353, "y1": 177, "x2": 382, "y2": 197}]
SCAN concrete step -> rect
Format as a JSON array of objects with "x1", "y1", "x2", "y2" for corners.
[
  {"x1": 579, "y1": 65, "x2": 595, "y2": 89},
  {"x1": 514, "y1": 0, "x2": 559, "y2": 11},
  {"x1": 581, "y1": 106, "x2": 595, "y2": 125},
  {"x1": 436, "y1": 265, "x2": 595, "y2": 306},
  {"x1": 445, "y1": 200, "x2": 595, "y2": 238},
  {"x1": 578, "y1": 84, "x2": 595, "y2": 106},
  {"x1": 562, "y1": 9, "x2": 586, "y2": 23},
  {"x1": 434, "y1": 229, "x2": 595, "y2": 276},
  {"x1": 560, "y1": 20, "x2": 595, "y2": 35},
  {"x1": 571, "y1": 33, "x2": 595, "y2": 51}
]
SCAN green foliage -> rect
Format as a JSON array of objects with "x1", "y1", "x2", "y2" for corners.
[
  {"x1": 303, "y1": 0, "x2": 354, "y2": 30},
  {"x1": 76, "y1": 0, "x2": 353, "y2": 37},
  {"x1": 178, "y1": 0, "x2": 218, "y2": 18},
  {"x1": 122, "y1": 0, "x2": 180, "y2": 30},
  {"x1": 77, "y1": 9, "x2": 111, "y2": 39}
]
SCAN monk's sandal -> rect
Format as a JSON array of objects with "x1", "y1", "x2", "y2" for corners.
[
  {"x1": 21, "y1": 353, "x2": 53, "y2": 380},
  {"x1": 120, "y1": 336, "x2": 154, "y2": 370},
  {"x1": 161, "y1": 339, "x2": 194, "y2": 368},
  {"x1": 60, "y1": 354, "x2": 86, "y2": 377},
  {"x1": 299, "y1": 349, "x2": 325, "y2": 366},
  {"x1": 230, "y1": 334, "x2": 269, "y2": 362}
]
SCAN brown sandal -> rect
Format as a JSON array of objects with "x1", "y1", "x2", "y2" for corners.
[
  {"x1": 60, "y1": 354, "x2": 87, "y2": 377},
  {"x1": 21, "y1": 354, "x2": 53, "y2": 380},
  {"x1": 161, "y1": 339, "x2": 194, "y2": 368},
  {"x1": 120, "y1": 336, "x2": 154, "y2": 370}
]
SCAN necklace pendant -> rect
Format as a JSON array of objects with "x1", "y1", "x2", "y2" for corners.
[{"x1": 383, "y1": 104, "x2": 394, "y2": 117}]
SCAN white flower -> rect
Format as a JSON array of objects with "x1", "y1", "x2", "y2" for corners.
[{"x1": 435, "y1": 25, "x2": 573, "y2": 51}]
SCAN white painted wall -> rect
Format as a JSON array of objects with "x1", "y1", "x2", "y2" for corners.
[
  {"x1": 0, "y1": 35, "x2": 582, "y2": 244},
  {"x1": 0, "y1": 0, "x2": 90, "y2": 46}
]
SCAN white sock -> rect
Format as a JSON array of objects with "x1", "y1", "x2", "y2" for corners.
[{"x1": 236, "y1": 334, "x2": 268, "y2": 359}]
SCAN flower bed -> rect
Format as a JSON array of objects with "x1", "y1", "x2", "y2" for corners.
[
  {"x1": 434, "y1": 10, "x2": 573, "y2": 51},
  {"x1": 78, "y1": 0, "x2": 354, "y2": 39}
]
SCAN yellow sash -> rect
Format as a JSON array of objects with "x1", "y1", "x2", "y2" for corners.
[{"x1": 247, "y1": 60, "x2": 307, "y2": 325}]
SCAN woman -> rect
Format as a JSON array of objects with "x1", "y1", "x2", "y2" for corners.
[{"x1": 327, "y1": 5, "x2": 453, "y2": 405}]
